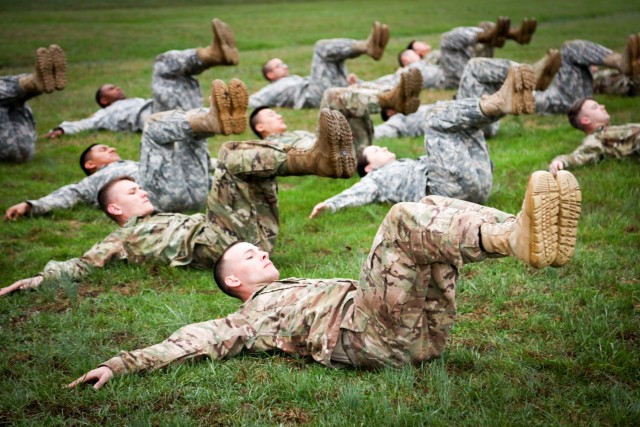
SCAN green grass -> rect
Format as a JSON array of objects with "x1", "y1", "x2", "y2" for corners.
[{"x1": 1, "y1": 0, "x2": 639, "y2": 425}]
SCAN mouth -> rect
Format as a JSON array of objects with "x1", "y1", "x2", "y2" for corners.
[{"x1": 263, "y1": 261, "x2": 273, "y2": 269}]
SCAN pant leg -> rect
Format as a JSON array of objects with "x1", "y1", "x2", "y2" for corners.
[
  {"x1": 138, "y1": 109, "x2": 211, "y2": 212},
  {"x1": 303, "y1": 38, "x2": 362, "y2": 107},
  {"x1": 205, "y1": 140, "x2": 286, "y2": 254},
  {"x1": 151, "y1": 49, "x2": 207, "y2": 113},
  {"x1": 345, "y1": 201, "x2": 493, "y2": 368},
  {"x1": 423, "y1": 98, "x2": 495, "y2": 203},
  {"x1": 440, "y1": 26, "x2": 483, "y2": 89},
  {"x1": 536, "y1": 40, "x2": 612, "y2": 114},
  {"x1": 0, "y1": 75, "x2": 36, "y2": 163},
  {"x1": 320, "y1": 87, "x2": 377, "y2": 155}
]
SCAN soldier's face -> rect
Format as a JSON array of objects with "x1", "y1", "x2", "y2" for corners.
[
  {"x1": 579, "y1": 99, "x2": 610, "y2": 127},
  {"x1": 100, "y1": 84, "x2": 126, "y2": 106},
  {"x1": 363, "y1": 145, "x2": 396, "y2": 172},
  {"x1": 109, "y1": 180, "x2": 155, "y2": 221},
  {"x1": 256, "y1": 108, "x2": 287, "y2": 136},
  {"x1": 223, "y1": 242, "x2": 280, "y2": 288},
  {"x1": 87, "y1": 145, "x2": 121, "y2": 170},
  {"x1": 266, "y1": 58, "x2": 289, "y2": 81},
  {"x1": 411, "y1": 41, "x2": 432, "y2": 58},
  {"x1": 401, "y1": 50, "x2": 421, "y2": 66}
]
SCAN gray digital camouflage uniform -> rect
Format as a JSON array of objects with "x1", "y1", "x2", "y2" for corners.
[
  {"x1": 57, "y1": 49, "x2": 207, "y2": 135},
  {"x1": 40, "y1": 139, "x2": 299, "y2": 283},
  {"x1": 458, "y1": 40, "x2": 615, "y2": 114},
  {"x1": 593, "y1": 69, "x2": 640, "y2": 97},
  {"x1": 98, "y1": 196, "x2": 514, "y2": 373},
  {"x1": 0, "y1": 75, "x2": 37, "y2": 162},
  {"x1": 323, "y1": 98, "x2": 495, "y2": 213},
  {"x1": 248, "y1": 39, "x2": 368, "y2": 109},
  {"x1": 551, "y1": 124, "x2": 640, "y2": 170},
  {"x1": 374, "y1": 104, "x2": 435, "y2": 139}
]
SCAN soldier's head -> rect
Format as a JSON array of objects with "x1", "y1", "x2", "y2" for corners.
[
  {"x1": 250, "y1": 106, "x2": 287, "y2": 139},
  {"x1": 398, "y1": 49, "x2": 421, "y2": 67},
  {"x1": 98, "y1": 176, "x2": 154, "y2": 226},
  {"x1": 262, "y1": 58, "x2": 289, "y2": 82},
  {"x1": 214, "y1": 241, "x2": 280, "y2": 301},
  {"x1": 95, "y1": 84, "x2": 126, "y2": 108},
  {"x1": 407, "y1": 40, "x2": 432, "y2": 58},
  {"x1": 568, "y1": 97, "x2": 610, "y2": 134},
  {"x1": 357, "y1": 145, "x2": 397, "y2": 177},
  {"x1": 79, "y1": 144, "x2": 122, "y2": 176}
]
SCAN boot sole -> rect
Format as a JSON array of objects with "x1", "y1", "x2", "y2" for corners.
[
  {"x1": 49, "y1": 44, "x2": 67, "y2": 91},
  {"x1": 228, "y1": 78, "x2": 248, "y2": 134},
  {"x1": 317, "y1": 109, "x2": 343, "y2": 178},
  {"x1": 535, "y1": 49, "x2": 561, "y2": 91},
  {"x1": 523, "y1": 171, "x2": 560, "y2": 268},
  {"x1": 213, "y1": 19, "x2": 239, "y2": 66},
  {"x1": 35, "y1": 47, "x2": 55, "y2": 93},
  {"x1": 551, "y1": 170, "x2": 581, "y2": 267},
  {"x1": 334, "y1": 110, "x2": 355, "y2": 178},
  {"x1": 211, "y1": 79, "x2": 232, "y2": 135},
  {"x1": 510, "y1": 65, "x2": 536, "y2": 115},
  {"x1": 401, "y1": 68, "x2": 422, "y2": 115}
]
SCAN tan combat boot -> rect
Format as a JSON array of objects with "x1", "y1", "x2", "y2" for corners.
[
  {"x1": 196, "y1": 18, "x2": 239, "y2": 66},
  {"x1": 285, "y1": 108, "x2": 355, "y2": 178},
  {"x1": 378, "y1": 68, "x2": 422, "y2": 115},
  {"x1": 508, "y1": 18, "x2": 537, "y2": 45},
  {"x1": 49, "y1": 44, "x2": 67, "y2": 90},
  {"x1": 551, "y1": 170, "x2": 582, "y2": 267},
  {"x1": 480, "y1": 171, "x2": 560, "y2": 269},
  {"x1": 476, "y1": 17, "x2": 510, "y2": 48},
  {"x1": 479, "y1": 64, "x2": 536, "y2": 117},
  {"x1": 532, "y1": 49, "x2": 561, "y2": 91},
  {"x1": 604, "y1": 33, "x2": 640, "y2": 76},
  {"x1": 188, "y1": 79, "x2": 234, "y2": 136},
  {"x1": 358, "y1": 21, "x2": 390, "y2": 61},
  {"x1": 19, "y1": 47, "x2": 55, "y2": 94}
]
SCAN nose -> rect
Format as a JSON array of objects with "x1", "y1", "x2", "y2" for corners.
[{"x1": 260, "y1": 251, "x2": 268, "y2": 260}]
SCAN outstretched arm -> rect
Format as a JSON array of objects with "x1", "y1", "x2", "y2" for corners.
[
  {"x1": 0, "y1": 276, "x2": 43, "y2": 297},
  {"x1": 67, "y1": 366, "x2": 114, "y2": 390},
  {"x1": 5, "y1": 202, "x2": 32, "y2": 220}
]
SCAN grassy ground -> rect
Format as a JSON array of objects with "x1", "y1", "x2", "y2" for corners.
[{"x1": 1, "y1": 0, "x2": 639, "y2": 425}]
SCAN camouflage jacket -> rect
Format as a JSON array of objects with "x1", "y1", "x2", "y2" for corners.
[
  {"x1": 41, "y1": 212, "x2": 227, "y2": 281},
  {"x1": 374, "y1": 105, "x2": 433, "y2": 139},
  {"x1": 248, "y1": 75, "x2": 309, "y2": 109},
  {"x1": 265, "y1": 130, "x2": 316, "y2": 150},
  {"x1": 323, "y1": 158, "x2": 429, "y2": 211},
  {"x1": 27, "y1": 160, "x2": 140, "y2": 215},
  {"x1": 552, "y1": 124, "x2": 640, "y2": 169},
  {"x1": 101, "y1": 278, "x2": 359, "y2": 375},
  {"x1": 57, "y1": 98, "x2": 153, "y2": 134}
]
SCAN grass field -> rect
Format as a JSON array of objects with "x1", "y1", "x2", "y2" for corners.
[{"x1": 1, "y1": 0, "x2": 639, "y2": 425}]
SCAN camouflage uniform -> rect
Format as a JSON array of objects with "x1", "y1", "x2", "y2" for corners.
[
  {"x1": 248, "y1": 39, "x2": 367, "y2": 109},
  {"x1": 323, "y1": 98, "x2": 494, "y2": 212},
  {"x1": 374, "y1": 104, "x2": 435, "y2": 139},
  {"x1": 40, "y1": 139, "x2": 294, "y2": 282},
  {"x1": 98, "y1": 196, "x2": 514, "y2": 373},
  {"x1": 0, "y1": 75, "x2": 37, "y2": 163},
  {"x1": 593, "y1": 69, "x2": 640, "y2": 97},
  {"x1": 458, "y1": 40, "x2": 615, "y2": 114},
  {"x1": 551, "y1": 124, "x2": 640, "y2": 170},
  {"x1": 57, "y1": 49, "x2": 207, "y2": 135}
]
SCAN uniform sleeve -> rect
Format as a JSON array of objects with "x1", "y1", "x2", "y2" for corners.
[
  {"x1": 57, "y1": 109, "x2": 109, "y2": 135},
  {"x1": 41, "y1": 229, "x2": 129, "y2": 282},
  {"x1": 323, "y1": 177, "x2": 381, "y2": 212},
  {"x1": 26, "y1": 175, "x2": 100, "y2": 215},
  {"x1": 100, "y1": 314, "x2": 252, "y2": 375},
  {"x1": 551, "y1": 135, "x2": 605, "y2": 170}
]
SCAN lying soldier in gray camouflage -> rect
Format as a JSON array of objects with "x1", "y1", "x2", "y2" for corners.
[
  {"x1": 67, "y1": 170, "x2": 581, "y2": 389},
  {"x1": 0, "y1": 108, "x2": 355, "y2": 297}
]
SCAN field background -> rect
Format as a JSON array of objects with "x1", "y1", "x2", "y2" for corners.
[{"x1": 1, "y1": 0, "x2": 639, "y2": 425}]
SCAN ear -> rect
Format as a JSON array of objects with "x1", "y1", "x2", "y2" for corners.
[
  {"x1": 99, "y1": 96, "x2": 111, "y2": 107},
  {"x1": 579, "y1": 115, "x2": 591, "y2": 127},
  {"x1": 364, "y1": 164, "x2": 373, "y2": 174},
  {"x1": 84, "y1": 159, "x2": 97, "y2": 173},
  {"x1": 224, "y1": 275, "x2": 242, "y2": 289},
  {"x1": 106, "y1": 203, "x2": 122, "y2": 217},
  {"x1": 255, "y1": 121, "x2": 266, "y2": 135}
]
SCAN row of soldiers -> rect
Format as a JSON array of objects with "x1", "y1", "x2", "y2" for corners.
[{"x1": 1, "y1": 17, "x2": 638, "y2": 389}]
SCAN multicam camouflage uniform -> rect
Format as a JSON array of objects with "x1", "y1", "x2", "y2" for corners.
[
  {"x1": 98, "y1": 195, "x2": 514, "y2": 373},
  {"x1": 361, "y1": 26, "x2": 489, "y2": 91},
  {"x1": 593, "y1": 68, "x2": 640, "y2": 97},
  {"x1": 374, "y1": 104, "x2": 435, "y2": 139},
  {"x1": 458, "y1": 40, "x2": 616, "y2": 114},
  {"x1": 40, "y1": 139, "x2": 294, "y2": 282},
  {"x1": 0, "y1": 75, "x2": 37, "y2": 163},
  {"x1": 248, "y1": 39, "x2": 368, "y2": 109},
  {"x1": 551, "y1": 124, "x2": 640, "y2": 170},
  {"x1": 322, "y1": 98, "x2": 495, "y2": 213},
  {"x1": 56, "y1": 49, "x2": 208, "y2": 135}
]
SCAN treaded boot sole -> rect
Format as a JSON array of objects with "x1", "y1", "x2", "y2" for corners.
[
  {"x1": 35, "y1": 47, "x2": 54, "y2": 93},
  {"x1": 49, "y1": 44, "x2": 67, "y2": 91},
  {"x1": 401, "y1": 68, "x2": 422, "y2": 115},
  {"x1": 333, "y1": 110, "x2": 355, "y2": 178},
  {"x1": 211, "y1": 79, "x2": 232, "y2": 135},
  {"x1": 535, "y1": 49, "x2": 561, "y2": 91},
  {"x1": 368, "y1": 21, "x2": 384, "y2": 60},
  {"x1": 521, "y1": 171, "x2": 560, "y2": 268},
  {"x1": 551, "y1": 170, "x2": 581, "y2": 267},
  {"x1": 213, "y1": 18, "x2": 239, "y2": 66},
  {"x1": 316, "y1": 109, "x2": 343, "y2": 178},
  {"x1": 228, "y1": 78, "x2": 248, "y2": 134}
]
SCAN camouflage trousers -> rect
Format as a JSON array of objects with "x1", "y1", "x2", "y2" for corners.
[
  {"x1": 320, "y1": 86, "x2": 379, "y2": 154},
  {"x1": 593, "y1": 68, "x2": 640, "y2": 97},
  {"x1": 203, "y1": 139, "x2": 291, "y2": 256},
  {"x1": 151, "y1": 48, "x2": 208, "y2": 113},
  {"x1": 423, "y1": 98, "x2": 494, "y2": 203},
  {"x1": 344, "y1": 196, "x2": 514, "y2": 368},
  {"x1": 0, "y1": 75, "x2": 36, "y2": 163},
  {"x1": 138, "y1": 109, "x2": 211, "y2": 212},
  {"x1": 458, "y1": 40, "x2": 613, "y2": 115},
  {"x1": 440, "y1": 26, "x2": 487, "y2": 89}
]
